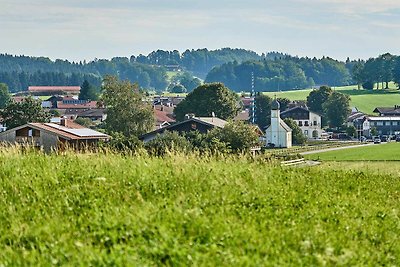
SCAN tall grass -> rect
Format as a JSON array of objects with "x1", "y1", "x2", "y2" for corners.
[{"x1": 0, "y1": 147, "x2": 399, "y2": 265}]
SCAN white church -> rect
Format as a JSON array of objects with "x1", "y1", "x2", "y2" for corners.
[{"x1": 265, "y1": 99, "x2": 292, "y2": 148}]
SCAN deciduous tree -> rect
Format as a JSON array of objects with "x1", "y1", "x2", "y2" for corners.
[
  {"x1": 323, "y1": 91, "x2": 351, "y2": 128},
  {"x1": 0, "y1": 83, "x2": 11, "y2": 109},
  {"x1": 174, "y1": 83, "x2": 240, "y2": 121},
  {"x1": 283, "y1": 118, "x2": 307, "y2": 145},
  {"x1": 101, "y1": 76, "x2": 154, "y2": 137},
  {"x1": 0, "y1": 97, "x2": 51, "y2": 129}
]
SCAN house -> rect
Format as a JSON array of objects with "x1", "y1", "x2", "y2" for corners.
[
  {"x1": 76, "y1": 109, "x2": 107, "y2": 122},
  {"x1": 140, "y1": 116, "x2": 228, "y2": 143},
  {"x1": 28, "y1": 86, "x2": 81, "y2": 95},
  {"x1": 373, "y1": 106, "x2": 400, "y2": 116},
  {"x1": 154, "y1": 109, "x2": 175, "y2": 129},
  {"x1": 280, "y1": 106, "x2": 323, "y2": 139},
  {"x1": 265, "y1": 99, "x2": 292, "y2": 148},
  {"x1": 0, "y1": 119, "x2": 110, "y2": 151},
  {"x1": 362, "y1": 116, "x2": 400, "y2": 136}
]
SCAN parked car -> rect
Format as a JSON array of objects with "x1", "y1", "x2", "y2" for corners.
[
  {"x1": 374, "y1": 137, "x2": 381, "y2": 144},
  {"x1": 380, "y1": 135, "x2": 388, "y2": 142},
  {"x1": 396, "y1": 136, "x2": 400, "y2": 142}
]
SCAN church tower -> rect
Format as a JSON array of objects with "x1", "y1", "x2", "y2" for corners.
[{"x1": 265, "y1": 98, "x2": 292, "y2": 148}]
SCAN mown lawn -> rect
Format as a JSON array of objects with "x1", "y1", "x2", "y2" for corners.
[
  {"x1": 265, "y1": 83, "x2": 400, "y2": 114},
  {"x1": 305, "y1": 142, "x2": 400, "y2": 161},
  {"x1": 0, "y1": 148, "x2": 399, "y2": 265}
]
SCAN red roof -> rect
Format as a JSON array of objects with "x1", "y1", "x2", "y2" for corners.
[
  {"x1": 28, "y1": 86, "x2": 81, "y2": 92},
  {"x1": 56, "y1": 101, "x2": 98, "y2": 109},
  {"x1": 155, "y1": 109, "x2": 175, "y2": 123}
]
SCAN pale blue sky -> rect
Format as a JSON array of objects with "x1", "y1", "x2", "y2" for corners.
[{"x1": 1, "y1": 0, "x2": 399, "y2": 61}]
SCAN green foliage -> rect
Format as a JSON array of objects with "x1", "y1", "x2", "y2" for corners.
[
  {"x1": 0, "y1": 148, "x2": 399, "y2": 265},
  {"x1": 168, "y1": 84, "x2": 187, "y2": 94},
  {"x1": 0, "y1": 97, "x2": 51, "y2": 128},
  {"x1": 205, "y1": 56, "x2": 351, "y2": 91},
  {"x1": 283, "y1": 118, "x2": 307, "y2": 145},
  {"x1": 79, "y1": 80, "x2": 99, "y2": 100},
  {"x1": 74, "y1": 117, "x2": 93, "y2": 128},
  {"x1": 370, "y1": 127, "x2": 378, "y2": 136},
  {"x1": 346, "y1": 125, "x2": 356, "y2": 137},
  {"x1": 306, "y1": 86, "x2": 333, "y2": 114},
  {"x1": 208, "y1": 121, "x2": 260, "y2": 152},
  {"x1": 144, "y1": 131, "x2": 192, "y2": 156},
  {"x1": 103, "y1": 132, "x2": 143, "y2": 152},
  {"x1": 101, "y1": 76, "x2": 154, "y2": 137},
  {"x1": 254, "y1": 94, "x2": 272, "y2": 129},
  {"x1": 0, "y1": 83, "x2": 11, "y2": 109},
  {"x1": 393, "y1": 57, "x2": 400, "y2": 88},
  {"x1": 276, "y1": 97, "x2": 290, "y2": 111},
  {"x1": 49, "y1": 109, "x2": 60, "y2": 117},
  {"x1": 323, "y1": 91, "x2": 351, "y2": 128},
  {"x1": 174, "y1": 83, "x2": 240, "y2": 121},
  {"x1": 171, "y1": 72, "x2": 202, "y2": 92}
]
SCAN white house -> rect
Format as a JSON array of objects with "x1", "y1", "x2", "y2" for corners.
[
  {"x1": 281, "y1": 106, "x2": 323, "y2": 139},
  {"x1": 265, "y1": 99, "x2": 292, "y2": 148}
]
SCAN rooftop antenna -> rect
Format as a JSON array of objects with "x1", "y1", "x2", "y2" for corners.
[{"x1": 250, "y1": 71, "x2": 255, "y2": 124}]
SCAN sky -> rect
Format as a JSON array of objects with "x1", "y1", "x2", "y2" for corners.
[{"x1": 1, "y1": 0, "x2": 400, "y2": 62}]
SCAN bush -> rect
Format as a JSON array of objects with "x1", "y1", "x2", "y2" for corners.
[
  {"x1": 103, "y1": 132, "x2": 143, "y2": 152},
  {"x1": 362, "y1": 80, "x2": 374, "y2": 90},
  {"x1": 144, "y1": 131, "x2": 192, "y2": 156}
]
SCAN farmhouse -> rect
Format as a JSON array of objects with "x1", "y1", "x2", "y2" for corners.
[
  {"x1": 280, "y1": 106, "x2": 323, "y2": 139},
  {"x1": 140, "y1": 115, "x2": 227, "y2": 142},
  {"x1": 373, "y1": 106, "x2": 400, "y2": 116},
  {"x1": 28, "y1": 86, "x2": 81, "y2": 95},
  {"x1": 0, "y1": 119, "x2": 110, "y2": 151},
  {"x1": 265, "y1": 99, "x2": 292, "y2": 148}
]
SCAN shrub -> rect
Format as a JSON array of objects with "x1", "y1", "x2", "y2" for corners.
[{"x1": 144, "y1": 131, "x2": 192, "y2": 156}]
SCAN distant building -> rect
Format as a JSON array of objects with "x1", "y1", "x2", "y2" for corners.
[
  {"x1": 265, "y1": 99, "x2": 292, "y2": 148},
  {"x1": 0, "y1": 119, "x2": 109, "y2": 151},
  {"x1": 373, "y1": 106, "x2": 400, "y2": 116},
  {"x1": 363, "y1": 116, "x2": 400, "y2": 136},
  {"x1": 281, "y1": 106, "x2": 323, "y2": 139},
  {"x1": 140, "y1": 116, "x2": 228, "y2": 143},
  {"x1": 28, "y1": 86, "x2": 81, "y2": 95}
]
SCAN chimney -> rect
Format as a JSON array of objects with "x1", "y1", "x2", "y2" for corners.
[{"x1": 60, "y1": 118, "x2": 68, "y2": 127}]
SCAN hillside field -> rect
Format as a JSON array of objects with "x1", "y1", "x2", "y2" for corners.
[
  {"x1": 305, "y1": 142, "x2": 400, "y2": 161},
  {"x1": 0, "y1": 148, "x2": 399, "y2": 265},
  {"x1": 265, "y1": 83, "x2": 400, "y2": 114}
]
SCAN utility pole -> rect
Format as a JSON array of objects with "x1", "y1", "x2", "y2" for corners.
[{"x1": 250, "y1": 71, "x2": 255, "y2": 124}]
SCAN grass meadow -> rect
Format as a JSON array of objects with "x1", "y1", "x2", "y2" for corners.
[
  {"x1": 0, "y1": 147, "x2": 399, "y2": 265},
  {"x1": 305, "y1": 142, "x2": 400, "y2": 161},
  {"x1": 265, "y1": 83, "x2": 400, "y2": 114}
]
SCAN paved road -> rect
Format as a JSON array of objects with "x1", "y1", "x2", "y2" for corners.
[{"x1": 300, "y1": 143, "x2": 374, "y2": 155}]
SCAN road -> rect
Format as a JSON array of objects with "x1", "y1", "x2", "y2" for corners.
[{"x1": 300, "y1": 143, "x2": 374, "y2": 155}]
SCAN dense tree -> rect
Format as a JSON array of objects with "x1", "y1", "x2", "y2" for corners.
[
  {"x1": 254, "y1": 94, "x2": 272, "y2": 129},
  {"x1": 346, "y1": 125, "x2": 356, "y2": 138},
  {"x1": 168, "y1": 84, "x2": 187, "y2": 94},
  {"x1": 306, "y1": 86, "x2": 333, "y2": 114},
  {"x1": 208, "y1": 121, "x2": 260, "y2": 152},
  {"x1": 323, "y1": 91, "x2": 351, "y2": 128},
  {"x1": 0, "y1": 97, "x2": 51, "y2": 128},
  {"x1": 276, "y1": 97, "x2": 290, "y2": 111},
  {"x1": 0, "y1": 83, "x2": 11, "y2": 108},
  {"x1": 79, "y1": 80, "x2": 98, "y2": 100},
  {"x1": 174, "y1": 83, "x2": 240, "y2": 121},
  {"x1": 393, "y1": 57, "x2": 400, "y2": 89},
  {"x1": 283, "y1": 118, "x2": 307, "y2": 145},
  {"x1": 101, "y1": 76, "x2": 154, "y2": 137},
  {"x1": 352, "y1": 62, "x2": 364, "y2": 90}
]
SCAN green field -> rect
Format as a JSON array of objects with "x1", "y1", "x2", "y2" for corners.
[
  {"x1": 1, "y1": 147, "x2": 400, "y2": 265},
  {"x1": 305, "y1": 142, "x2": 400, "y2": 161},
  {"x1": 265, "y1": 83, "x2": 400, "y2": 114}
]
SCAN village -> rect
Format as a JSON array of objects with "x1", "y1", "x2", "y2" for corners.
[{"x1": 0, "y1": 83, "x2": 398, "y2": 154}]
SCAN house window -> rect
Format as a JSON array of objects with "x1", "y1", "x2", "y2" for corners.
[
  {"x1": 393, "y1": 121, "x2": 398, "y2": 126},
  {"x1": 304, "y1": 130, "x2": 309, "y2": 135},
  {"x1": 298, "y1": 121, "x2": 303, "y2": 126},
  {"x1": 191, "y1": 123, "x2": 197, "y2": 130},
  {"x1": 28, "y1": 129, "x2": 33, "y2": 137},
  {"x1": 304, "y1": 121, "x2": 309, "y2": 126},
  {"x1": 377, "y1": 121, "x2": 383, "y2": 126},
  {"x1": 383, "y1": 121, "x2": 387, "y2": 126},
  {"x1": 314, "y1": 121, "x2": 317, "y2": 126}
]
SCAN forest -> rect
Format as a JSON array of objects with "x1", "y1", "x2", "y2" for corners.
[{"x1": 0, "y1": 49, "x2": 399, "y2": 93}]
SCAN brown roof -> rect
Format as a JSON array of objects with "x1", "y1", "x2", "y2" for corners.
[
  {"x1": 155, "y1": 109, "x2": 175, "y2": 123},
  {"x1": 28, "y1": 86, "x2": 81, "y2": 92},
  {"x1": 57, "y1": 101, "x2": 98, "y2": 109}
]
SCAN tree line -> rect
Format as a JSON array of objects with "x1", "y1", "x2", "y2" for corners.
[
  {"x1": 205, "y1": 55, "x2": 353, "y2": 92},
  {"x1": 352, "y1": 53, "x2": 400, "y2": 90}
]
